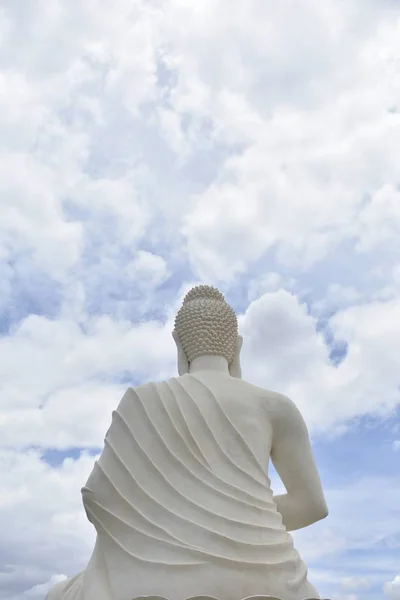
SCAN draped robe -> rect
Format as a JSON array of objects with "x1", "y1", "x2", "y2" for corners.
[{"x1": 47, "y1": 373, "x2": 319, "y2": 600}]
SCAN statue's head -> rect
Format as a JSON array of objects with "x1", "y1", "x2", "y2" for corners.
[{"x1": 174, "y1": 284, "x2": 238, "y2": 364}]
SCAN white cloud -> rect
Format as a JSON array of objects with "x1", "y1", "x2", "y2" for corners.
[
  {"x1": 167, "y1": 5, "x2": 400, "y2": 280},
  {"x1": 313, "y1": 284, "x2": 364, "y2": 315},
  {"x1": 0, "y1": 312, "x2": 177, "y2": 449},
  {"x1": 240, "y1": 290, "x2": 400, "y2": 431},
  {"x1": 1, "y1": 284, "x2": 399, "y2": 457},
  {"x1": 241, "y1": 290, "x2": 329, "y2": 389},
  {"x1": 340, "y1": 576, "x2": 373, "y2": 591},
  {"x1": 247, "y1": 272, "x2": 296, "y2": 302},
  {"x1": 2, "y1": 0, "x2": 400, "y2": 286},
  {"x1": 2, "y1": 283, "x2": 397, "y2": 456},
  {"x1": 384, "y1": 575, "x2": 400, "y2": 599},
  {"x1": 1, "y1": 1, "x2": 400, "y2": 599},
  {"x1": 0, "y1": 0, "x2": 166, "y2": 291},
  {"x1": 293, "y1": 475, "x2": 400, "y2": 600},
  {"x1": 355, "y1": 185, "x2": 400, "y2": 253},
  {"x1": 3, "y1": 449, "x2": 397, "y2": 600},
  {"x1": 0, "y1": 151, "x2": 84, "y2": 278},
  {"x1": 0, "y1": 449, "x2": 95, "y2": 600},
  {"x1": 24, "y1": 575, "x2": 67, "y2": 599},
  {"x1": 125, "y1": 250, "x2": 169, "y2": 290}
]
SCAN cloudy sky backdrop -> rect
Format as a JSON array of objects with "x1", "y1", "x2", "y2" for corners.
[{"x1": 1, "y1": 1, "x2": 400, "y2": 599}]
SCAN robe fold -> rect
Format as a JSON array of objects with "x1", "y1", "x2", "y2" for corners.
[{"x1": 48, "y1": 374, "x2": 319, "y2": 600}]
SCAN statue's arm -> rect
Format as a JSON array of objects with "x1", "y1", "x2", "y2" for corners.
[{"x1": 270, "y1": 395, "x2": 328, "y2": 532}]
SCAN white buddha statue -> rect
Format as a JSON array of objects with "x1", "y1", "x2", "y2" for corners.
[{"x1": 46, "y1": 285, "x2": 328, "y2": 600}]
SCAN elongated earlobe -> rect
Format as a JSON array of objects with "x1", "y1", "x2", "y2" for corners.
[
  {"x1": 229, "y1": 335, "x2": 243, "y2": 379},
  {"x1": 172, "y1": 330, "x2": 190, "y2": 375}
]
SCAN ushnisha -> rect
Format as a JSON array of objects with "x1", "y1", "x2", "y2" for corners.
[
  {"x1": 46, "y1": 285, "x2": 328, "y2": 600},
  {"x1": 174, "y1": 285, "x2": 238, "y2": 364}
]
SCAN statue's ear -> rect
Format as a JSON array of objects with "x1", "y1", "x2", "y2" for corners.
[
  {"x1": 172, "y1": 330, "x2": 189, "y2": 375},
  {"x1": 229, "y1": 335, "x2": 243, "y2": 379}
]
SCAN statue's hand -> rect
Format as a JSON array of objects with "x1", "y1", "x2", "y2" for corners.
[
  {"x1": 172, "y1": 330, "x2": 189, "y2": 375},
  {"x1": 229, "y1": 335, "x2": 243, "y2": 379}
]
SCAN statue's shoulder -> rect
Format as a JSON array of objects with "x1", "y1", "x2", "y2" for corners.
[
  {"x1": 239, "y1": 378, "x2": 287, "y2": 401},
  {"x1": 120, "y1": 380, "x2": 160, "y2": 400},
  {"x1": 124, "y1": 377, "x2": 181, "y2": 396},
  {"x1": 243, "y1": 382, "x2": 297, "y2": 415}
]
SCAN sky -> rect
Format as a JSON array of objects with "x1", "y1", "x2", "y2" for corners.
[{"x1": 0, "y1": 0, "x2": 399, "y2": 599}]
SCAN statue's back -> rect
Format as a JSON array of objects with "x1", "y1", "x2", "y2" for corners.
[
  {"x1": 75, "y1": 373, "x2": 319, "y2": 600},
  {"x1": 45, "y1": 284, "x2": 327, "y2": 600},
  {"x1": 187, "y1": 371, "x2": 276, "y2": 474}
]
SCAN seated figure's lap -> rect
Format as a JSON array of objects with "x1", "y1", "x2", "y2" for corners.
[{"x1": 97, "y1": 559, "x2": 320, "y2": 600}]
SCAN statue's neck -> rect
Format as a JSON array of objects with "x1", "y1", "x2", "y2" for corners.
[{"x1": 189, "y1": 355, "x2": 230, "y2": 375}]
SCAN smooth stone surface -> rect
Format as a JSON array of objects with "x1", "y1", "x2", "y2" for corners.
[
  {"x1": 46, "y1": 374, "x2": 327, "y2": 600},
  {"x1": 129, "y1": 597, "x2": 328, "y2": 600},
  {"x1": 45, "y1": 285, "x2": 329, "y2": 600},
  {"x1": 129, "y1": 597, "x2": 329, "y2": 600}
]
